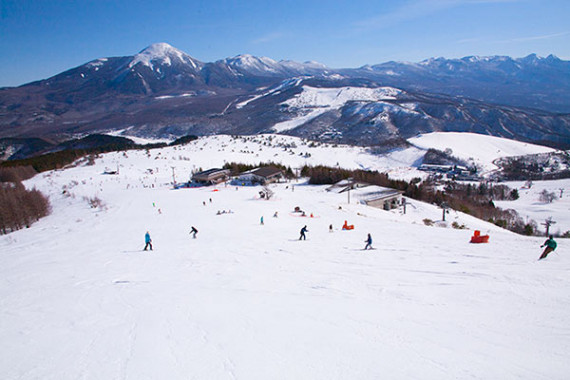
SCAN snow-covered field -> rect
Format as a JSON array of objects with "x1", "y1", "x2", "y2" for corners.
[
  {"x1": 271, "y1": 86, "x2": 405, "y2": 132},
  {"x1": 408, "y1": 132, "x2": 555, "y2": 173},
  {"x1": 1, "y1": 133, "x2": 569, "y2": 379},
  {"x1": 495, "y1": 178, "x2": 570, "y2": 235}
]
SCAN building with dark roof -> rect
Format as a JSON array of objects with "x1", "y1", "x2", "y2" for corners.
[
  {"x1": 231, "y1": 166, "x2": 284, "y2": 186},
  {"x1": 191, "y1": 168, "x2": 230, "y2": 185}
]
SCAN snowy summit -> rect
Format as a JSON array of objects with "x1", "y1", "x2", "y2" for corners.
[{"x1": 129, "y1": 42, "x2": 201, "y2": 70}]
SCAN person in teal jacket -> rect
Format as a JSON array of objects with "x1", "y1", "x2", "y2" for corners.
[
  {"x1": 539, "y1": 235, "x2": 557, "y2": 260},
  {"x1": 144, "y1": 231, "x2": 153, "y2": 251}
]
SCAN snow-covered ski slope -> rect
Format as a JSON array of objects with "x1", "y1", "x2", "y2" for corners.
[
  {"x1": 409, "y1": 132, "x2": 555, "y2": 173},
  {"x1": 1, "y1": 133, "x2": 568, "y2": 379},
  {"x1": 271, "y1": 86, "x2": 406, "y2": 132},
  {"x1": 494, "y1": 178, "x2": 570, "y2": 234}
]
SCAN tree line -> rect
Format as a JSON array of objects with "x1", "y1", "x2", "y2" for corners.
[{"x1": 0, "y1": 167, "x2": 51, "y2": 235}]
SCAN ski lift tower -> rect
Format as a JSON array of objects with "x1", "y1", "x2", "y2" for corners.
[
  {"x1": 441, "y1": 202, "x2": 449, "y2": 222},
  {"x1": 171, "y1": 166, "x2": 176, "y2": 186},
  {"x1": 541, "y1": 217, "x2": 556, "y2": 237}
]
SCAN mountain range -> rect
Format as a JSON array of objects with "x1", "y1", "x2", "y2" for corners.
[{"x1": 1, "y1": 42, "x2": 569, "y2": 159}]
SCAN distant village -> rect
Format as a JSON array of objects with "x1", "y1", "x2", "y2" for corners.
[{"x1": 418, "y1": 164, "x2": 480, "y2": 181}]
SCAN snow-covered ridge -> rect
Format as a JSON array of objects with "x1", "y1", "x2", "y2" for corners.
[
  {"x1": 129, "y1": 42, "x2": 201, "y2": 70},
  {"x1": 272, "y1": 85, "x2": 404, "y2": 132},
  {"x1": 224, "y1": 54, "x2": 281, "y2": 73},
  {"x1": 235, "y1": 78, "x2": 304, "y2": 109},
  {"x1": 408, "y1": 132, "x2": 555, "y2": 172},
  {"x1": 284, "y1": 86, "x2": 402, "y2": 108},
  {"x1": 155, "y1": 93, "x2": 196, "y2": 100},
  {"x1": 221, "y1": 55, "x2": 328, "y2": 75},
  {"x1": 86, "y1": 58, "x2": 108, "y2": 68}
]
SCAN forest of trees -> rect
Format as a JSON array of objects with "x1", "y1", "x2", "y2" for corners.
[{"x1": 0, "y1": 167, "x2": 50, "y2": 235}]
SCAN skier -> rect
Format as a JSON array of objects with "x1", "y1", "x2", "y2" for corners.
[
  {"x1": 190, "y1": 226, "x2": 198, "y2": 239},
  {"x1": 364, "y1": 233, "x2": 373, "y2": 250},
  {"x1": 144, "y1": 231, "x2": 152, "y2": 251},
  {"x1": 299, "y1": 225, "x2": 308, "y2": 240},
  {"x1": 539, "y1": 235, "x2": 557, "y2": 260},
  {"x1": 260, "y1": 216, "x2": 264, "y2": 225}
]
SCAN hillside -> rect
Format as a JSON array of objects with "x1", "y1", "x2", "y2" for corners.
[
  {"x1": 1, "y1": 135, "x2": 569, "y2": 379},
  {"x1": 1, "y1": 44, "x2": 570, "y2": 150}
]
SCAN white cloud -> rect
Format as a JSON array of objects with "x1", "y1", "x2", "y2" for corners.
[
  {"x1": 490, "y1": 31, "x2": 570, "y2": 44},
  {"x1": 354, "y1": 0, "x2": 520, "y2": 31},
  {"x1": 251, "y1": 32, "x2": 286, "y2": 44}
]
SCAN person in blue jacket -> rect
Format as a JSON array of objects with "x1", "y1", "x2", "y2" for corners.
[{"x1": 144, "y1": 231, "x2": 153, "y2": 251}]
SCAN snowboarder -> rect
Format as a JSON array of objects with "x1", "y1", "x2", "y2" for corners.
[
  {"x1": 539, "y1": 235, "x2": 557, "y2": 260},
  {"x1": 190, "y1": 226, "x2": 198, "y2": 239},
  {"x1": 364, "y1": 233, "x2": 373, "y2": 250},
  {"x1": 299, "y1": 225, "x2": 308, "y2": 240},
  {"x1": 144, "y1": 231, "x2": 152, "y2": 251}
]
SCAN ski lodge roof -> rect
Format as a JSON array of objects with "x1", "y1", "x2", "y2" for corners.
[
  {"x1": 352, "y1": 186, "x2": 403, "y2": 203},
  {"x1": 326, "y1": 179, "x2": 370, "y2": 194},
  {"x1": 192, "y1": 168, "x2": 230, "y2": 183},
  {"x1": 245, "y1": 166, "x2": 284, "y2": 179}
]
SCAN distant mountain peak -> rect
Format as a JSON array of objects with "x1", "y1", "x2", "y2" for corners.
[
  {"x1": 130, "y1": 42, "x2": 201, "y2": 70},
  {"x1": 226, "y1": 54, "x2": 279, "y2": 68}
]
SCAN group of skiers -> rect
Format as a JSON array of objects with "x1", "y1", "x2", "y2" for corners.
[
  {"x1": 144, "y1": 222, "x2": 558, "y2": 259},
  {"x1": 145, "y1": 229, "x2": 557, "y2": 258}
]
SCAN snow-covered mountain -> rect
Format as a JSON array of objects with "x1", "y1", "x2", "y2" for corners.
[
  {"x1": 129, "y1": 43, "x2": 203, "y2": 71},
  {"x1": 355, "y1": 54, "x2": 570, "y2": 113},
  {"x1": 232, "y1": 78, "x2": 570, "y2": 148},
  {"x1": 1, "y1": 133, "x2": 569, "y2": 379},
  {"x1": 217, "y1": 54, "x2": 328, "y2": 78},
  {"x1": 1, "y1": 44, "x2": 570, "y2": 152}
]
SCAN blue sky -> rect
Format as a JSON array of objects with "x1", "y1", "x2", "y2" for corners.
[{"x1": 1, "y1": 0, "x2": 569, "y2": 87}]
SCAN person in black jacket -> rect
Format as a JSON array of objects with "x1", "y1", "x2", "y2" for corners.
[
  {"x1": 299, "y1": 225, "x2": 308, "y2": 240},
  {"x1": 364, "y1": 233, "x2": 373, "y2": 250}
]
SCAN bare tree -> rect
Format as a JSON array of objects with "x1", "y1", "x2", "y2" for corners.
[
  {"x1": 0, "y1": 182, "x2": 50, "y2": 234},
  {"x1": 539, "y1": 189, "x2": 557, "y2": 203}
]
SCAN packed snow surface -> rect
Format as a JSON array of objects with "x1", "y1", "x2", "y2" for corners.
[{"x1": 1, "y1": 134, "x2": 569, "y2": 379}]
